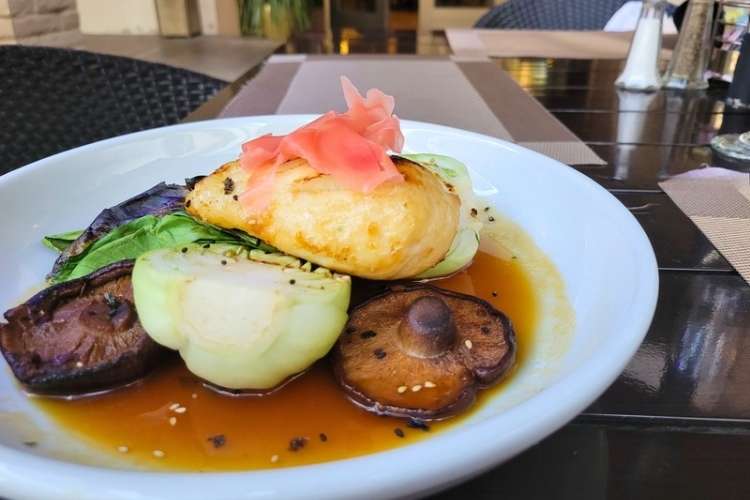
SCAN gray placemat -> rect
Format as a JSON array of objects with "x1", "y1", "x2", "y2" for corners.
[
  {"x1": 660, "y1": 168, "x2": 750, "y2": 285},
  {"x1": 447, "y1": 29, "x2": 674, "y2": 60},
  {"x1": 220, "y1": 55, "x2": 605, "y2": 166}
]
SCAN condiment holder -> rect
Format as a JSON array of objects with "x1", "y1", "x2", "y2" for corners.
[
  {"x1": 707, "y1": 0, "x2": 750, "y2": 83},
  {"x1": 616, "y1": 0, "x2": 721, "y2": 92}
]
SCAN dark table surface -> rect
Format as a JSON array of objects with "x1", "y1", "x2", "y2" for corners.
[{"x1": 186, "y1": 32, "x2": 750, "y2": 500}]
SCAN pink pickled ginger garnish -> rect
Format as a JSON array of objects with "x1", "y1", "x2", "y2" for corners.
[{"x1": 238, "y1": 76, "x2": 405, "y2": 212}]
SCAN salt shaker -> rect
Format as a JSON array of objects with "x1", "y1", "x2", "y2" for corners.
[
  {"x1": 615, "y1": 0, "x2": 667, "y2": 91},
  {"x1": 662, "y1": 0, "x2": 715, "y2": 89}
]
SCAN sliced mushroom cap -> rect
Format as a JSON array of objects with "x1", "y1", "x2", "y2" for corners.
[
  {"x1": 333, "y1": 285, "x2": 516, "y2": 420},
  {"x1": 0, "y1": 261, "x2": 167, "y2": 395}
]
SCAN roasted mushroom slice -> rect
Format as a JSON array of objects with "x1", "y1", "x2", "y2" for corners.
[
  {"x1": 0, "y1": 261, "x2": 166, "y2": 395},
  {"x1": 333, "y1": 285, "x2": 516, "y2": 420}
]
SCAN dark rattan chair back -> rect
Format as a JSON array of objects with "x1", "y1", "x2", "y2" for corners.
[
  {"x1": 0, "y1": 45, "x2": 227, "y2": 173},
  {"x1": 475, "y1": 0, "x2": 629, "y2": 30}
]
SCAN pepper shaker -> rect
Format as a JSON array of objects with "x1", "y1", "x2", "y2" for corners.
[{"x1": 663, "y1": 0, "x2": 715, "y2": 89}]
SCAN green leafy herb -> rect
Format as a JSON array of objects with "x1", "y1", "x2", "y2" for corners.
[
  {"x1": 49, "y1": 213, "x2": 273, "y2": 283},
  {"x1": 42, "y1": 230, "x2": 85, "y2": 252}
]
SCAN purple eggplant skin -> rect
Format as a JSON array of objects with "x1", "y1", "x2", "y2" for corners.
[
  {"x1": 0, "y1": 261, "x2": 168, "y2": 396},
  {"x1": 50, "y1": 182, "x2": 188, "y2": 278}
]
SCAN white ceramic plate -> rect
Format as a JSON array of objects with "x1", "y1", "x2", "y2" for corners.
[{"x1": 0, "y1": 116, "x2": 658, "y2": 500}]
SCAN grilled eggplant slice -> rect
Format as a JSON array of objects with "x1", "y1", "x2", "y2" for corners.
[
  {"x1": 50, "y1": 182, "x2": 188, "y2": 278},
  {"x1": 0, "y1": 261, "x2": 166, "y2": 395}
]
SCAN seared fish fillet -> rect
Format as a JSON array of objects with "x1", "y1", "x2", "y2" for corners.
[{"x1": 186, "y1": 157, "x2": 460, "y2": 280}]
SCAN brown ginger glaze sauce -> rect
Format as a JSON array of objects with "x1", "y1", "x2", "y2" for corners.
[{"x1": 35, "y1": 245, "x2": 537, "y2": 471}]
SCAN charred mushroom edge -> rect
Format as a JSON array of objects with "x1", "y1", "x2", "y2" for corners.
[
  {"x1": 0, "y1": 260, "x2": 168, "y2": 395},
  {"x1": 333, "y1": 283, "x2": 517, "y2": 421}
]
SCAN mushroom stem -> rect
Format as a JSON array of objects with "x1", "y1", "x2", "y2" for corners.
[{"x1": 397, "y1": 296, "x2": 457, "y2": 358}]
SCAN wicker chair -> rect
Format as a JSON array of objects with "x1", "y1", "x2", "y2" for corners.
[
  {"x1": 0, "y1": 46, "x2": 227, "y2": 173},
  {"x1": 475, "y1": 0, "x2": 630, "y2": 30}
]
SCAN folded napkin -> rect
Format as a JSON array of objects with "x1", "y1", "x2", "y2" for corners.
[{"x1": 659, "y1": 167, "x2": 750, "y2": 284}]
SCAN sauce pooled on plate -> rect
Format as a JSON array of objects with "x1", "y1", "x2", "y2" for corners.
[{"x1": 36, "y1": 243, "x2": 537, "y2": 471}]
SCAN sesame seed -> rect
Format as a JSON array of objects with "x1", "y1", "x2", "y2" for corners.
[
  {"x1": 271, "y1": 454, "x2": 280, "y2": 463},
  {"x1": 174, "y1": 406, "x2": 187, "y2": 414},
  {"x1": 75, "y1": 361, "x2": 83, "y2": 368},
  {"x1": 465, "y1": 339, "x2": 473, "y2": 349},
  {"x1": 397, "y1": 385, "x2": 408, "y2": 394},
  {"x1": 412, "y1": 384, "x2": 422, "y2": 392},
  {"x1": 233, "y1": 195, "x2": 239, "y2": 201},
  {"x1": 117, "y1": 445, "x2": 129, "y2": 453},
  {"x1": 152, "y1": 450, "x2": 165, "y2": 458},
  {"x1": 470, "y1": 208, "x2": 478, "y2": 217},
  {"x1": 169, "y1": 417, "x2": 177, "y2": 426},
  {"x1": 491, "y1": 291, "x2": 498, "y2": 297},
  {"x1": 484, "y1": 206, "x2": 490, "y2": 212},
  {"x1": 221, "y1": 260, "x2": 227, "y2": 266},
  {"x1": 208, "y1": 434, "x2": 226, "y2": 448},
  {"x1": 373, "y1": 348, "x2": 387, "y2": 359},
  {"x1": 191, "y1": 393, "x2": 198, "y2": 399},
  {"x1": 169, "y1": 403, "x2": 180, "y2": 411},
  {"x1": 394, "y1": 428, "x2": 405, "y2": 438},
  {"x1": 319, "y1": 433, "x2": 328, "y2": 442},
  {"x1": 424, "y1": 381, "x2": 436, "y2": 388},
  {"x1": 289, "y1": 437, "x2": 307, "y2": 451}
]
